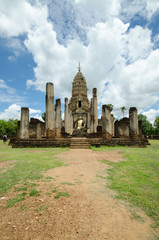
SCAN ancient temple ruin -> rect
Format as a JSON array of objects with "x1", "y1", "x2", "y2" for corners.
[{"x1": 10, "y1": 66, "x2": 147, "y2": 148}]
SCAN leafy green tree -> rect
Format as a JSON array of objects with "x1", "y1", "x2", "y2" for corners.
[
  {"x1": 138, "y1": 114, "x2": 153, "y2": 135},
  {"x1": 0, "y1": 119, "x2": 18, "y2": 136},
  {"x1": 154, "y1": 116, "x2": 159, "y2": 129},
  {"x1": 121, "y1": 106, "x2": 126, "y2": 118},
  {"x1": 108, "y1": 104, "x2": 114, "y2": 112},
  {"x1": 41, "y1": 112, "x2": 46, "y2": 121}
]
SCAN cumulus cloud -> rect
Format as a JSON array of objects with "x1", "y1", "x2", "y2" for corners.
[
  {"x1": 0, "y1": 0, "x2": 48, "y2": 37},
  {"x1": 126, "y1": 26, "x2": 153, "y2": 62},
  {"x1": 30, "y1": 108, "x2": 41, "y2": 114},
  {"x1": 0, "y1": 104, "x2": 21, "y2": 120},
  {"x1": 120, "y1": 0, "x2": 159, "y2": 21},
  {"x1": 0, "y1": 104, "x2": 42, "y2": 121},
  {"x1": 75, "y1": 0, "x2": 120, "y2": 18},
  {"x1": 142, "y1": 109, "x2": 159, "y2": 124}
]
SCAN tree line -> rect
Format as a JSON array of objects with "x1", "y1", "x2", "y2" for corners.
[{"x1": 0, "y1": 114, "x2": 159, "y2": 137}]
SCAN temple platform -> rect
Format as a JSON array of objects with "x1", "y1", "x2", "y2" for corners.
[{"x1": 9, "y1": 137, "x2": 148, "y2": 148}]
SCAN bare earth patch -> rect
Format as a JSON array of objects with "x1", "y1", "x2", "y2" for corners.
[
  {"x1": 0, "y1": 149, "x2": 157, "y2": 240},
  {"x1": 0, "y1": 160, "x2": 17, "y2": 173}
]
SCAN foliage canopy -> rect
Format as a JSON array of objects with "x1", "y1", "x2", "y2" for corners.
[{"x1": 0, "y1": 119, "x2": 18, "y2": 136}]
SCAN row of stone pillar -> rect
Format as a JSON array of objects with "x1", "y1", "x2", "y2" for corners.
[
  {"x1": 101, "y1": 105, "x2": 139, "y2": 138},
  {"x1": 45, "y1": 83, "x2": 62, "y2": 137},
  {"x1": 20, "y1": 82, "x2": 62, "y2": 139}
]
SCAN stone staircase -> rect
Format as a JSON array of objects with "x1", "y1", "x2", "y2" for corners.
[{"x1": 70, "y1": 137, "x2": 90, "y2": 149}]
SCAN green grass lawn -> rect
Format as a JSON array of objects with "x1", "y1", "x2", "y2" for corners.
[
  {"x1": 92, "y1": 140, "x2": 159, "y2": 228},
  {"x1": 0, "y1": 141, "x2": 68, "y2": 195}
]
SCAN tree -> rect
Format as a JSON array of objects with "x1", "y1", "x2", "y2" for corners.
[
  {"x1": 154, "y1": 116, "x2": 159, "y2": 129},
  {"x1": 107, "y1": 104, "x2": 114, "y2": 112},
  {"x1": 0, "y1": 119, "x2": 18, "y2": 136},
  {"x1": 121, "y1": 106, "x2": 126, "y2": 118},
  {"x1": 138, "y1": 114, "x2": 153, "y2": 135},
  {"x1": 41, "y1": 112, "x2": 46, "y2": 121}
]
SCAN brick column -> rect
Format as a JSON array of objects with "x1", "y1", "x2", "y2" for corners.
[
  {"x1": 138, "y1": 120, "x2": 142, "y2": 138},
  {"x1": 55, "y1": 99, "x2": 61, "y2": 137},
  {"x1": 45, "y1": 82, "x2": 54, "y2": 132},
  {"x1": 111, "y1": 114, "x2": 114, "y2": 136},
  {"x1": 102, "y1": 105, "x2": 112, "y2": 137},
  {"x1": 20, "y1": 107, "x2": 29, "y2": 139},
  {"x1": 90, "y1": 98, "x2": 93, "y2": 133},
  {"x1": 93, "y1": 88, "x2": 98, "y2": 133},
  {"x1": 36, "y1": 122, "x2": 42, "y2": 139},
  {"x1": 87, "y1": 111, "x2": 90, "y2": 133},
  {"x1": 70, "y1": 109, "x2": 73, "y2": 134},
  {"x1": 129, "y1": 107, "x2": 139, "y2": 138},
  {"x1": 64, "y1": 98, "x2": 69, "y2": 133}
]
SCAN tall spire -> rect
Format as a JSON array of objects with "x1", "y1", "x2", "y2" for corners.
[{"x1": 78, "y1": 62, "x2": 81, "y2": 72}]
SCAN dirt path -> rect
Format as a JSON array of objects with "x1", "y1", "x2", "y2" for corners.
[{"x1": 0, "y1": 149, "x2": 156, "y2": 240}]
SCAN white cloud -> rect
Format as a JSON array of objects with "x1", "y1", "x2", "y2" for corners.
[
  {"x1": 126, "y1": 26, "x2": 153, "y2": 63},
  {"x1": 0, "y1": 104, "x2": 42, "y2": 121},
  {"x1": 0, "y1": 104, "x2": 21, "y2": 120},
  {"x1": 75, "y1": 0, "x2": 120, "y2": 18},
  {"x1": 142, "y1": 109, "x2": 159, "y2": 124},
  {"x1": 0, "y1": 0, "x2": 48, "y2": 37},
  {"x1": 120, "y1": 0, "x2": 159, "y2": 21},
  {"x1": 29, "y1": 108, "x2": 41, "y2": 114},
  {"x1": 146, "y1": 0, "x2": 159, "y2": 19}
]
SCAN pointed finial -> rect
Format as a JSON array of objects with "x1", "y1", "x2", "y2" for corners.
[{"x1": 78, "y1": 62, "x2": 81, "y2": 72}]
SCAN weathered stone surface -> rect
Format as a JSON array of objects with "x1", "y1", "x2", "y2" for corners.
[
  {"x1": 129, "y1": 107, "x2": 139, "y2": 138},
  {"x1": 115, "y1": 118, "x2": 129, "y2": 138},
  {"x1": 70, "y1": 70, "x2": 89, "y2": 113},
  {"x1": 90, "y1": 98, "x2": 94, "y2": 133},
  {"x1": 70, "y1": 68, "x2": 89, "y2": 135},
  {"x1": 111, "y1": 114, "x2": 114, "y2": 136},
  {"x1": 93, "y1": 88, "x2": 98, "y2": 133},
  {"x1": 138, "y1": 120, "x2": 142, "y2": 137},
  {"x1": 29, "y1": 118, "x2": 45, "y2": 139},
  {"x1": 64, "y1": 98, "x2": 69, "y2": 133},
  {"x1": 87, "y1": 111, "x2": 90, "y2": 133},
  {"x1": 10, "y1": 137, "x2": 148, "y2": 148},
  {"x1": 20, "y1": 107, "x2": 29, "y2": 139},
  {"x1": 102, "y1": 105, "x2": 112, "y2": 136},
  {"x1": 55, "y1": 99, "x2": 61, "y2": 129},
  {"x1": 17, "y1": 121, "x2": 20, "y2": 138},
  {"x1": 45, "y1": 82, "x2": 54, "y2": 132}
]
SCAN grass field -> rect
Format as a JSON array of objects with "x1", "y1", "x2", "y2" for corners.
[
  {"x1": 0, "y1": 142, "x2": 68, "y2": 195},
  {"x1": 92, "y1": 140, "x2": 159, "y2": 228}
]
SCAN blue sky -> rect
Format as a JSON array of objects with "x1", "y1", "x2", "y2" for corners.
[{"x1": 0, "y1": 0, "x2": 159, "y2": 123}]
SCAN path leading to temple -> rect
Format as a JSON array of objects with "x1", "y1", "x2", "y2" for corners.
[{"x1": 0, "y1": 149, "x2": 155, "y2": 240}]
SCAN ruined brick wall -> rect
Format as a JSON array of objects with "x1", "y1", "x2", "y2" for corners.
[
  {"x1": 115, "y1": 118, "x2": 129, "y2": 138},
  {"x1": 29, "y1": 118, "x2": 45, "y2": 139}
]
